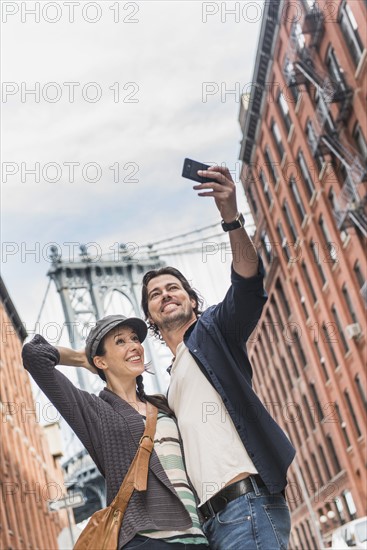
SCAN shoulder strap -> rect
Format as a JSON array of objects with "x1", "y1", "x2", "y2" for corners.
[{"x1": 111, "y1": 401, "x2": 158, "y2": 512}]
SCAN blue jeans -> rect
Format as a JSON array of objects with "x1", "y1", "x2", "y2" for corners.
[{"x1": 202, "y1": 477, "x2": 291, "y2": 550}]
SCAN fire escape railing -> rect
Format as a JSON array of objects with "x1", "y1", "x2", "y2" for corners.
[{"x1": 283, "y1": 6, "x2": 367, "y2": 237}]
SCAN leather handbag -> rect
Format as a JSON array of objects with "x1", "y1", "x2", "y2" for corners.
[{"x1": 74, "y1": 402, "x2": 158, "y2": 550}]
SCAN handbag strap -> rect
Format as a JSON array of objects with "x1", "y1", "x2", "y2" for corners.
[{"x1": 111, "y1": 401, "x2": 158, "y2": 512}]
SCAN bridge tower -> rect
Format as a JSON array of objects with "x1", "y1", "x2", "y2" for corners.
[{"x1": 47, "y1": 244, "x2": 165, "y2": 392}]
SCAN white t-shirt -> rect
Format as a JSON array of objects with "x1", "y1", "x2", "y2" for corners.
[{"x1": 168, "y1": 342, "x2": 257, "y2": 505}]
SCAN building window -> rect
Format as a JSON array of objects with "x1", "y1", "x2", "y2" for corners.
[
  {"x1": 290, "y1": 177, "x2": 307, "y2": 223},
  {"x1": 303, "y1": 393, "x2": 316, "y2": 430},
  {"x1": 306, "y1": 519, "x2": 317, "y2": 548},
  {"x1": 353, "y1": 123, "x2": 367, "y2": 163},
  {"x1": 276, "y1": 367, "x2": 287, "y2": 400},
  {"x1": 318, "y1": 444, "x2": 332, "y2": 479},
  {"x1": 277, "y1": 221, "x2": 290, "y2": 262},
  {"x1": 311, "y1": 452, "x2": 324, "y2": 486},
  {"x1": 300, "y1": 522, "x2": 311, "y2": 550},
  {"x1": 2, "y1": 485, "x2": 15, "y2": 535},
  {"x1": 271, "y1": 375, "x2": 283, "y2": 408},
  {"x1": 261, "y1": 323, "x2": 273, "y2": 365},
  {"x1": 328, "y1": 187, "x2": 349, "y2": 241},
  {"x1": 294, "y1": 526, "x2": 303, "y2": 549},
  {"x1": 293, "y1": 330, "x2": 308, "y2": 368},
  {"x1": 295, "y1": 279, "x2": 309, "y2": 318},
  {"x1": 344, "y1": 390, "x2": 362, "y2": 437},
  {"x1": 353, "y1": 260, "x2": 366, "y2": 289},
  {"x1": 326, "y1": 435, "x2": 342, "y2": 474},
  {"x1": 260, "y1": 230, "x2": 272, "y2": 264},
  {"x1": 309, "y1": 382, "x2": 324, "y2": 421},
  {"x1": 335, "y1": 497, "x2": 347, "y2": 523},
  {"x1": 276, "y1": 278, "x2": 291, "y2": 318},
  {"x1": 283, "y1": 56, "x2": 299, "y2": 102},
  {"x1": 306, "y1": 120, "x2": 324, "y2": 172},
  {"x1": 259, "y1": 170, "x2": 272, "y2": 206},
  {"x1": 319, "y1": 214, "x2": 338, "y2": 263},
  {"x1": 304, "y1": 460, "x2": 315, "y2": 493},
  {"x1": 258, "y1": 348, "x2": 266, "y2": 379},
  {"x1": 264, "y1": 146, "x2": 279, "y2": 184},
  {"x1": 342, "y1": 490, "x2": 357, "y2": 520},
  {"x1": 247, "y1": 182, "x2": 258, "y2": 215},
  {"x1": 301, "y1": 261, "x2": 318, "y2": 303},
  {"x1": 297, "y1": 150, "x2": 316, "y2": 199},
  {"x1": 335, "y1": 402, "x2": 351, "y2": 447},
  {"x1": 268, "y1": 308, "x2": 279, "y2": 343},
  {"x1": 280, "y1": 355, "x2": 293, "y2": 389},
  {"x1": 355, "y1": 374, "x2": 367, "y2": 410},
  {"x1": 322, "y1": 322, "x2": 339, "y2": 368},
  {"x1": 298, "y1": 403, "x2": 309, "y2": 438},
  {"x1": 306, "y1": 119, "x2": 319, "y2": 155},
  {"x1": 342, "y1": 283, "x2": 358, "y2": 324},
  {"x1": 253, "y1": 348, "x2": 265, "y2": 380},
  {"x1": 331, "y1": 304, "x2": 349, "y2": 353},
  {"x1": 265, "y1": 311, "x2": 276, "y2": 355},
  {"x1": 259, "y1": 336, "x2": 270, "y2": 366},
  {"x1": 339, "y1": 1, "x2": 364, "y2": 67},
  {"x1": 315, "y1": 90, "x2": 335, "y2": 134},
  {"x1": 310, "y1": 240, "x2": 327, "y2": 285},
  {"x1": 271, "y1": 119, "x2": 285, "y2": 161},
  {"x1": 287, "y1": 344, "x2": 300, "y2": 378},
  {"x1": 289, "y1": 414, "x2": 302, "y2": 448},
  {"x1": 313, "y1": 338, "x2": 329, "y2": 381},
  {"x1": 283, "y1": 199, "x2": 298, "y2": 242},
  {"x1": 326, "y1": 46, "x2": 348, "y2": 92},
  {"x1": 271, "y1": 295, "x2": 284, "y2": 329},
  {"x1": 277, "y1": 92, "x2": 292, "y2": 133}
]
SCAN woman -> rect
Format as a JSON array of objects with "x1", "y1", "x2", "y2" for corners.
[{"x1": 22, "y1": 314, "x2": 208, "y2": 549}]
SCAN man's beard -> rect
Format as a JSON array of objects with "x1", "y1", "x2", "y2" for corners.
[{"x1": 158, "y1": 308, "x2": 193, "y2": 333}]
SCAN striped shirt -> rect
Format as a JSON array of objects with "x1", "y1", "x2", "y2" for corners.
[{"x1": 138, "y1": 412, "x2": 208, "y2": 545}]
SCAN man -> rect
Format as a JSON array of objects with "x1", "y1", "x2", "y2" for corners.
[{"x1": 141, "y1": 165, "x2": 295, "y2": 550}]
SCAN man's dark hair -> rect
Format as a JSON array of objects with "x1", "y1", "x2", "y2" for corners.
[{"x1": 141, "y1": 266, "x2": 204, "y2": 339}]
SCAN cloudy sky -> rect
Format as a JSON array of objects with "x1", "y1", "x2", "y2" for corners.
[{"x1": 2, "y1": 1, "x2": 262, "y2": 337}]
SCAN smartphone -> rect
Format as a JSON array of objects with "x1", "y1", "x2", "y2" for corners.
[{"x1": 182, "y1": 158, "x2": 213, "y2": 184}]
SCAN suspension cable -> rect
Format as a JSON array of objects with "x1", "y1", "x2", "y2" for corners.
[{"x1": 33, "y1": 278, "x2": 52, "y2": 332}]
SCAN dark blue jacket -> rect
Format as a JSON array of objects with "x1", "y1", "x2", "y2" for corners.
[{"x1": 183, "y1": 258, "x2": 295, "y2": 494}]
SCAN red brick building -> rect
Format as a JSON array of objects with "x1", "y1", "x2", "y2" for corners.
[
  {"x1": 0, "y1": 277, "x2": 68, "y2": 549},
  {"x1": 239, "y1": 1, "x2": 366, "y2": 547}
]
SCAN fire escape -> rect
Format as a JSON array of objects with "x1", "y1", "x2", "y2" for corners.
[{"x1": 284, "y1": 6, "x2": 367, "y2": 237}]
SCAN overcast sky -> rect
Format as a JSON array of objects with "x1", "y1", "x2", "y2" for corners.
[{"x1": 2, "y1": 1, "x2": 262, "y2": 336}]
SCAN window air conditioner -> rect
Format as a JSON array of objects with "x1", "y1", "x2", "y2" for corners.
[{"x1": 345, "y1": 323, "x2": 361, "y2": 340}]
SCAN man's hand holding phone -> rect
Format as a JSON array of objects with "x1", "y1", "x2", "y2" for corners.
[{"x1": 182, "y1": 158, "x2": 238, "y2": 223}]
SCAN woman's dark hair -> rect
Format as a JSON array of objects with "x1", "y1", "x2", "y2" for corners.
[
  {"x1": 94, "y1": 328, "x2": 173, "y2": 415},
  {"x1": 141, "y1": 266, "x2": 204, "y2": 339},
  {"x1": 136, "y1": 374, "x2": 173, "y2": 415}
]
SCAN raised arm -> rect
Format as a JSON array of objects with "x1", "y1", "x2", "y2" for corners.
[
  {"x1": 56, "y1": 345, "x2": 97, "y2": 374},
  {"x1": 194, "y1": 165, "x2": 258, "y2": 278},
  {"x1": 194, "y1": 164, "x2": 267, "y2": 341},
  {"x1": 22, "y1": 335, "x2": 105, "y2": 473}
]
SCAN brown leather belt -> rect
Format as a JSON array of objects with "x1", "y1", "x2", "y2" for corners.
[{"x1": 199, "y1": 475, "x2": 266, "y2": 521}]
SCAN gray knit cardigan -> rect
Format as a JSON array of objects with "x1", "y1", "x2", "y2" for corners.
[{"x1": 22, "y1": 335, "x2": 192, "y2": 549}]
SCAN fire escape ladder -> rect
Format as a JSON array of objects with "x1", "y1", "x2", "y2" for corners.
[
  {"x1": 302, "y1": 7, "x2": 325, "y2": 48},
  {"x1": 321, "y1": 135, "x2": 367, "y2": 182}
]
